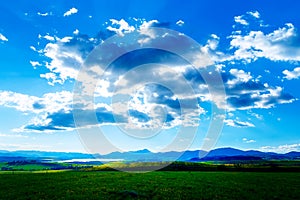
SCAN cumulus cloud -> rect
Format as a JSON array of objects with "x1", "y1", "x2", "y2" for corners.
[
  {"x1": 227, "y1": 69, "x2": 252, "y2": 85},
  {"x1": 209, "y1": 68, "x2": 297, "y2": 111},
  {"x1": 37, "y1": 33, "x2": 101, "y2": 85},
  {"x1": 73, "y1": 29, "x2": 79, "y2": 35},
  {"x1": 0, "y1": 90, "x2": 124, "y2": 132},
  {"x1": 226, "y1": 84, "x2": 295, "y2": 111},
  {"x1": 63, "y1": 7, "x2": 78, "y2": 17},
  {"x1": 0, "y1": 87, "x2": 199, "y2": 132},
  {"x1": 0, "y1": 90, "x2": 72, "y2": 114},
  {"x1": 25, "y1": 17, "x2": 297, "y2": 132},
  {"x1": 228, "y1": 23, "x2": 300, "y2": 62},
  {"x1": 0, "y1": 91, "x2": 39, "y2": 113},
  {"x1": 233, "y1": 11, "x2": 261, "y2": 28},
  {"x1": 35, "y1": 18, "x2": 213, "y2": 86},
  {"x1": 234, "y1": 15, "x2": 249, "y2": 26},
  {"x1": 282, "y1": 67, "x2": 300, "y2": 80},
  {"x1": 107, "y1": 19, "x2": 135, "y2": 36},
  {"x1": 0, "y1": 33, "x2": 8, "y2": 42}
]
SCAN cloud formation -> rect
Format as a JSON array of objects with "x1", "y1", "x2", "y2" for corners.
[
  {"x1": 282, "y1": 67, "x2": 300, "y2": 80},
  {"x1": 38, "y1": 33, "x2": 101, "y2": 85},
  {"x1": 242, "y1": 138, "x2": 256, "y2": 143},
  {"x1": 0, "y1": 90, "x2": 72, "y2": 114},
  {"x1": 107, "y1": 19, "x2": 135, "y2": 36},
  {"x1": 37, "y1": 12, "x2": 51, "y2": 17},
  {"x1": 20, "y1": 15, "x2": 298, "y2": 132},
  {"x1": 234, "y1": 15, "x2": 248, "y2": 26},
  {"x1": 63, "y1": 7, "x2": 78, "y2": 17},
  {"x1": 225, "y1": 119, "x2": 254, "y2": 128},
  {"x1": 260, "y1": 143, "x2": 300, "y2": 153},
  {"x1": 228, "y1": 23, "x2": 300, "y2": 62},
  {"x1": 0, "y1": 33, "x2": 8, "y2": 42}
]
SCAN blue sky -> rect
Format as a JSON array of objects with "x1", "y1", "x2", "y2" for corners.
[{"x1": 0, "y1": 0, "x2": 300, "y2": 154}]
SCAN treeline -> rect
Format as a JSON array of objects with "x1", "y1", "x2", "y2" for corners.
[{"x1": 82, "y1": 161, "x2": 300, "y2": 172}]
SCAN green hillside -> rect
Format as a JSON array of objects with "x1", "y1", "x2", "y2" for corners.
[{"x1": 0, "y1": 171, "x2": 299, "y2": 199}]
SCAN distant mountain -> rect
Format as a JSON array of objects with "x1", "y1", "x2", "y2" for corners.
[
  {"x1": 130, "y1": 149, "x2": 152, "y2": 154},
  {"x1": 206, "y1": 148, "x2": 245, "y2": 157},
  {"x1": 0, "y1": 151, "x2": 94, "y2": 162},
  {"x1": 0, "y1": 147, "x2": 299, "y2": 162},
  {"x1": 284, "y1": 151, "x2": 300, "y2": 158},
  {"x1": 188, "y1": 147, "x2": 299, "y2": 162}
]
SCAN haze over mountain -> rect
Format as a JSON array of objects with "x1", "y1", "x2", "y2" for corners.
[{"x1": 0, "y1": 148, "x2": 299, "y2": 163}]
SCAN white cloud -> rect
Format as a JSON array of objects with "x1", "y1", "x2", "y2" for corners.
[
  {"x1": 0, "y1": 33, "x2": 8, "y2": 42},
  {"x1": 0, "y1": 90, "x2": 73, "y2": 114},
  {"x1": 63, "y1": 7, "x2": 78, "y2": 17},
  {"x1": 43, "y1": 35, "x2": 55, "y2": 41},
  {"x1": 247, "y1": 11, "x2": 260, "y2": 18},
  {"x1": 202, "y1": 34, "x2": 220, "y2": 51},
  {"x1": 176, "y1": 20, "x2": 185, "y2": 26},
  {"x1": 30, "y1": 46, "x2": 37, "y2": 51},
  {"x1": 39, "y1": 37, "x2": 84, "y2": 85},
  {"x1": 242, "y1": 138, "x2": 256, "y2": 143},
  {"x1": 225, "y1": 119, "x2": 254, "y2": 128},
  {"x1": 39, "y1": 34, "x2": 55, "y2": 41},
  {"x1": 225, "y1": 84, "x2": 296, "y2": 111},
  {"x1": 0, "y1": 90, "x2": 78, "y2": 132},
  {"x1": 227, "y1": 69, "x2": 252, "y2": 85},
  {"x1": 36, "y1": 19, "x2": 212, "y2": 86},
  {"x1": 234, "y1": 15, "x2": 249, "y2": 25},
  {"x1": 229, "y1": 23, "x2": 300, "y2": 62},
  {"x1": 107, "y1": 19, "x2": 135, "y2": 36},
  {"x1": 259, "y1": 143, "x2": 300, "y2": 153},
  {"x1": 29, "y1": 61, "x2": 42, "y2": 68},
  {"x1": 37, "y1": 12, "x2": 50, "y2": 17},
  {"x1": 137, "y1": 20, "x2": 159, "y2": 44},
  {"x1": 73, "y1": 29, "x2": 79, "y2": 35},
  {"x1": 282, "y1": 67, "x2": 300, "y2": 80},
  {"x1": 0, "y1": 91, "x2": 39, "y2": 113},
  {"x1": 252, "y1": 86, "x2": 295, "y2": 109},
  {"x1": 27, "y1": 18, "x2": 297, "y2": 133}
]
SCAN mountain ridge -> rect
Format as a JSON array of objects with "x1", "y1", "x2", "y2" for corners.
[{"x1": 0, "y1": 147, "x2": 299, "y2": 162}]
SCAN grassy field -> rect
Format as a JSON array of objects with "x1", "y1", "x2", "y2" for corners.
[{"x1": 0, "y1": 171, "x2": 299, "y2": 199}]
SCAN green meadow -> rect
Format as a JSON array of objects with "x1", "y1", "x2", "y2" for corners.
[{"x1": 0, "y1": 171, "x2": 299, "y2": 200}]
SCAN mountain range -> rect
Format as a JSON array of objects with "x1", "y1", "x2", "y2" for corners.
[{"x1": 0, "y1": 148, "x2": 299, "y2": 162}]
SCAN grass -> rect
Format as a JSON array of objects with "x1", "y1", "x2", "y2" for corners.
[
  {"x1": 0, "y1": 171, "x2": 299, "y2": 199},
  {"x1": 0, "y1": 161, "x2": 88, "y2": 171}
]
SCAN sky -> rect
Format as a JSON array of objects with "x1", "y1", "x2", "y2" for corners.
[{"x1": 0, "y1": 0, "x2": 300, "y2": 154}]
